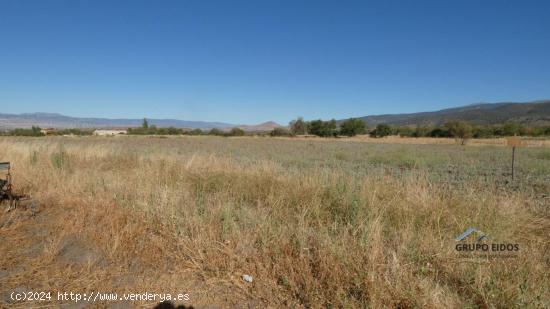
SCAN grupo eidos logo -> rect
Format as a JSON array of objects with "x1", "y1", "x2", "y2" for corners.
[{"x1": 455, "y1": 227, "x2": 519, "y2": 253}]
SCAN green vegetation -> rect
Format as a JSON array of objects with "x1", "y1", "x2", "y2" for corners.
[
  {"x1": 270, "y1": 127, "x2": 292, "y2": 136},
  {"x1": 3, "y1": 118, "x2": 550, "y2": 139},
  {"x1": 339, "y1": 118, "x2": 366, "y2": 136},
  {"x1": 370, "y1": 124, "x2": 392, "y2": 138},
  {"x1": 444, "y1": 121, "x2": 473, "y2": 144},
  {"x1": 229, "y1": 127, "x2": 245, "y2": 136},
  {"x1": 208, "y1": 128, "x2": 224, "y2": 136},
  {"x1": 207, "y1": 127, "x2": 247, "y2": 137},
  {"x1": 383, "y1": 121, "x2": 550, "y2": 138},
  {"x1": 127, "y1": 118, "x2": 185, "y2": 135},
  {"x1": 289, "y1": 117, "x2": 308, "y2": 135},
  {"x1": 308, "y1": 119, "x2": 338, "y2": 137},
  {"x1": 185, "y1": 128, "x2": 203, "y2": 135},
  {"x1": 51, "y1": 128, "x2": 93, "y2": 136},
  {"x1": 2, "y1": 126, "x2": 44, "y2": 136},
  {"x1": 287, "y1": 117, "x2": 550, "y2": 138}
]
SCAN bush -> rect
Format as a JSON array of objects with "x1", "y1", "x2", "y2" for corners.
[
  {"x1": 128, "y1": 126, "x2": 183, "y2": 135},
  {"x1": 501, "y1": 122, "x2": 524, "y2": 136},
  {"x1": 309, "y1": 119, "x2": 337, "y2": 137},
  {"x1": 395, "y1": 126, "x2": 414, "y2": 137},
  {"x1": 186, "y1": 129, "x2": 203, "y2": 135},
  {"x1": 270, "y1": 127, "x2": 292, "y2": 137},
  {"x1": 52, "y1": 128, "x2": 93, "y2": 136},
  {"x1": 289, "y1": 117, "x2": 308, "y2": 135},
  {"x1": 429, "y1": 127, "x2": 450, "y2": 138},
  {"x1": 339, "y1": 118, "x2": 366, "y2": 137},
  {"x1": 208, "y1": 128, "x2": 225, "y2": 136},
  {"x1": 9, "y1": 126, "x2": 44, "y2": 136},
  {"x1": 444, "y1": 121, "x2": 472, "y2": 144},
  {"x1": 370, "y1": 124, "x2": 392, "y2": 138},
  {"x1": 473, "y1": 126, "x2": 493, "y2": 138},
  {"x1": 229, "y1": 127, "x2": 245, "y2": 136}
]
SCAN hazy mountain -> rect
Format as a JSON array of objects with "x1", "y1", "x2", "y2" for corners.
[
  {"x1": 347, "y1": 100, "x2": 550, "y2": 126},
  {"x1": 0, "y1": 113, "x2": 235, "y2": 130},
  {"x1": 0, "y1": 112, "x2": 285, "y2": 132},
  {"x1": 2, "y1": 100, "x2": 548, "y2": 132},
  {"x1": 237, "y1": 121, "x2": 283, "y2": 132}
]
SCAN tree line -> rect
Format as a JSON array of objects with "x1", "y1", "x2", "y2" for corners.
[
  {"x1": 277, "y1": 117, "x2": 550, "y2": 139},
  {"x1": 369, "y1": 121, "x2": 550, "y2": 138},
  {"x1": 127, "y1": 119, "x2": 246, "y2": 136},
  {"x1": 0, "y1": 126, "x2": 94, "y2": 137},
  {"x1": 2, "y1": 118, "x2": 549, "y2": 139},
  {"x1": 275, "y1": 117, "x2": 367, "y2": 137}
]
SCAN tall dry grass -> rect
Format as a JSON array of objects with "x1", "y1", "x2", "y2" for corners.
[{"x1": 0, "y1": 136, "x2": 549, "y2": 308}]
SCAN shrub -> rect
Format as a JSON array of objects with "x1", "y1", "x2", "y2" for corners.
[
  {"x1": 208, "y1": 128, "x2": 225, "y2": 136},
  {"x1": 9, "y1": 126, "x2": 44, "y2": 137},
  {"x1": 270, "y1": 127, "x2": 292, "y2": 136},
  {"x1": 444, "y1": 121, "x2": 472, "y2": 145},
  {"x1": 370, "y1": 124, "x2": 392, "y2": 138},
  {"x1": 309, "y1": 119, "x2": 337, "y2": 137},
  {"x1": 473, "y1": 126, "x2": 493, "y2": 138},
  {"x1": 501, "y1": 122, "x2": 524, "y2": 136},
  {"x1": 339, "y1": 118, "x2": 366, "y2": 136},
  {"x1": 186, "y1": 129, "x2": 203, "y2": 135},
  {"x1": 412, "y1": 125, "x2": 431, "y2": 137},
  {"x1": 395, "y1": 126, "x2": 414, "y2": 137},
  {"x1": 429, "y1": 127, "x2": 450, "y2": 138},
  {"x1": 289, "y1": 117, "x2": 308, "y2": 135},
  {"x1": 228, "y1": 127, "x2": 245, "y2": 136}
]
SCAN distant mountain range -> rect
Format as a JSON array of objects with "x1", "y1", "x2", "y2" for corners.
[
  {"x1": 1, "y1": 100, "x2": 549, "y2": 131},
  {"x1": 0, "y1": 112, "x2": 282, "y2": 131},
  {"x1": 347, "y1": 100, "x2": 550, "y2": 126}
]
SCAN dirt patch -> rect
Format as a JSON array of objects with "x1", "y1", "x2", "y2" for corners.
[
  {"x1": 0, "y1": 200, "x2": 266, "y2": 308},
  {"x1": 57, "y1": 235, "x2": 106, "y2": 266}
]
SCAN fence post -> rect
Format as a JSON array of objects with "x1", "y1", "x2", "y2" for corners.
[
  {"x1": 506, "y1": 137, "x2": 522, "y2": 181},
  {"x1": 511, "y1": 146, "x2": 516, "y2": 180}
]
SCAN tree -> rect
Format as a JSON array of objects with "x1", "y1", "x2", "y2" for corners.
[
  {"x1": 444, "y1": 121, "x2": 472, "y2": 145},
  {"x1": 31, "y1": 126, "x2": 43, "y2": 136},
  {"x1": 309, "y1": 119, "x2": 337, "y2": 137},
  {"x1": 187, "y1": 129, "x2": 203, "y2": 135},
  {"x1": 229, "y1": 127, "x2": 245, "y2": 136},
  {"x1": 339, "y1": 118, "x2": 366, "y2": 136},
  {"x1": 10, "y1": 126, "x2": 44, "y2": 136},
  {"x1": 289, "y1": 117, "x2": 308, "y2": 135},
  {"x1": 142, "y1": 118, "x2": 149, "y2": 129},
  {"x1": 395, "y1": 126, "x2": 414, "y2": 137},
  {"x1": 501, "y1": 122, "x2": 523, "y2": 136},
  {"x1": 429, "y1": 127, "x2": 450, "y2": 138},
  {"x1": 308, "y1": 120, "x2": 323, "y2": 136},
  {"x1": 208, "y1": 128, "x2": 224, "y2": 136},
  {"x1": 370, "y1": 124, "x2": 392, "y2": 138},
  {"x1": 472, "y1": 126, "x2": 492, "y2": 138},
  {"x1": 324, "y1": 119, "x2": 338, "y2": 137},
  {"x1": 270, "y1": 127, "x2": 291, "y2": 136},
  {"x1": 412, "y1": 125, "x2": 431, "y2": 137}
]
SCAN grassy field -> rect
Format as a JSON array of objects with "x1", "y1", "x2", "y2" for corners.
[{"x1": 1, "y1": 136, "x2": 549, "y2": 308}]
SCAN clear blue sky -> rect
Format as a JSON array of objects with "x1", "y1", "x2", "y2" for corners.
[{"x1": 1, "y1": 0, "x2": 549, "y2": 124}]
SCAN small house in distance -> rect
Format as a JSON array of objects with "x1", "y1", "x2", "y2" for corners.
[
  {"x1": 93, "y1": 129, "x2": 127, "y2": 136},
  {"x1": 40, "y1": 128, "x2": 57, "y2": 135}
]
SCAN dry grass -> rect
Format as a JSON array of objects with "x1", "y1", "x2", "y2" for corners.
[
  {"x1": 1, "y1": 136, "x2": 549, "y2": 308},
  {"x1": 287, "y1": 135, "x2": 550, "y2": 147}
]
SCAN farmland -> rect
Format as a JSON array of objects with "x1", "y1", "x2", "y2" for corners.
[{"x1": 0, "y1": 136, "x2": 549, "y2": 308}]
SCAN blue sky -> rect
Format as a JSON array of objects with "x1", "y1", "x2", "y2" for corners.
[{"x1": 0, "y1": 0, "x2": 549, "y2": 124}]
